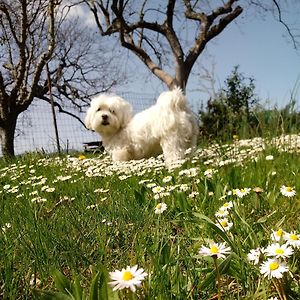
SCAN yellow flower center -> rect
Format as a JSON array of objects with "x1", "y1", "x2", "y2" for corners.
[
  {"x1": 122, "y1": 271, "x2": 134, "y2": 281},
  {"x1": 290, "y1": 234, "x2": 299, "y2": 241},
  {"x1": 276, "y1": 229, "x2": 283, "y2": 237},
  {"x1": 269, "y1": 262, "x2": 279, "y2": 271},
  {"x1": 78, "y1": 155, "x2": 86, "y2": 160},
  {"x1": 210, "y1": 245, "x2": 219, "y2": 254},
  {"x1": 269, "y1": 261, "x2": 279, "y2": 271},
  {"x1": 220, "y1": 220, "x2": 228, "y2": 227},
  {"x1": 156, "y1": 203, "x2": 162, "y2": 209},
  {"x1": 275, "y1": 249, "x2": 284, "y2": 255},
  {"x1": 223, "y1": 202, "x2": 229, "y2": 207},
  {"x1": 286, "y1": 187, "x2": 293, "y2": 192}
]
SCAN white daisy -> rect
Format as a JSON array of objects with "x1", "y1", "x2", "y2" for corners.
[
  {"x1": 152, "y1": 186, "x2": 165, "y2": 194},
  {"x1": 259, "y1": 258, "x2": 288, "y2": 279},
  {"x1": 162, "y1": 176, "x2": 172, "y2": 183},
  {"x1": 154, "y1": 202, "x2": 167, "y2": 214},
  {"x1": 280, "y1": 185, "x2": 296, "y2": 197},
  {"x1": 204, "y1": 168, "x2": 214, "y2": 178},
  {"x1": 216, "y1": 218, "x2": 233, "y2": 232},
  {"x1": 270, "y1": 229, "x2": 286, "y2": 242},
  {"x1": 215, "y1": 208, "x2": 229, "y2": 218},
  {"x1": 31, "y1": 197, "x2": 47, "y2": 203},
  {"x1": 265, "y1": 243, "x2": 294, "y2": 259},
  {"x1": 247, "y1": 247, "x2": 263, "y2": 265},
  {"x1": 198, "y1": 242, "x2": 231, "y2": 259},
  {"x1": 235, "y1": 188, "x2": 251, "y2": 198},
  {"x1": 1, "y1": 223, "x2": 12, "y2": 233},
  {"x1": 284, "y1": 231, "x2": 300, "y2": 248},
  {"x1": 188, "y1": 191, "x2": 199, "y2": 198},
  {"x1": 109, "y1": 265, "x2": 147, "y2": 292},
  {"x1": 265, "y1": 155, "x2": 274, "y2": 161},
  {"x1": 221, "y1": 201, "x2": 233, "y2": 210}
]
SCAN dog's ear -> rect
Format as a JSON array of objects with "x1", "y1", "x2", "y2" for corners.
[
  {"x1": 118, "y1": 99, "x2": 133, "y2": 128},
  {"x1": 84, "y1": 106, "x2": 94, "y2": 130}
]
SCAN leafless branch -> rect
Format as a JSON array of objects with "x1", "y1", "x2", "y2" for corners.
[
  {"x1": 272, "y1": 0, "x2": 297, "y2": 49},
  {"x1": 40, "y1": 96, "x2": 86, "y2": 127}
]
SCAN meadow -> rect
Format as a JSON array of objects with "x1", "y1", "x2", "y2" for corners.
[{"x1": 0, "y1": 134, "x2": 300, "y2": 299}]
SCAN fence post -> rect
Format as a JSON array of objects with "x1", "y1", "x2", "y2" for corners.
[{"x1": 46, "y1": 63, "x2": 61, "y2": 154}]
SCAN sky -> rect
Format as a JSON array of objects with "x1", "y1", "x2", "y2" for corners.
[
  {"x1": 192, "y1": 11, "x2": 300, "y2": 110},
  {"x1": 95, "y1": 2, "x2": 300, "y2": 111}
]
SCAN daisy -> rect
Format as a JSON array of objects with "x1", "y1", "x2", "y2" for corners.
[
  {"x1": 259, "y1": 258, "x2": 288, "y2": 279},
  {"x1": 265, "y1": 243, "x2": 294, "y2": 259},
  {"x1": 31, "y1": 197, "x2": 47, "y2": 203},
  {"x1": 270, "y1": 229, "x2": 286, "y2": 242},
  {"x1": 216, "y1": 218, "x2": 233, "y2": 232},
  {"x1": 154, "y1": 202, "x2": 167, "y2": 214},
  {"x1": 284, "y1": 231, "x2": 300, "y2": 248},
  {"x1": 280, "y1": 185, "x2": 296, "y2": 197},
  {"x1": 188, "y1": 191, "x2": 199, "y2": 198},
  {"x1": 1, "y1": 223, "x2": 12, "y2": 233},
  {"x1": 235, "y1": 188, "x2": 251, "y2": 198},
  {"x1": 152, "y1": 186, "x2": 165, "y2": 194},
  {"x1": 162, "y1": 176, "x2": 172, "y2": 183},
  {"x1": 198, "y1": 242, "x2": 231, "y2": 259},
  {"x1": 204, "y1": 168, "x2": 214, "y2": 178},
  {"x1": 221, "y1": 201, "x2": 233, "y2": 210},
  {"x1": 265, "y1": 155, "x2": 274, "y2": 161},
  {"x1": 109, "y1": 265, "x2": 147, "y2": 292},
  {"x1": 215, "y1": 208, "x2": 229, "y2": 218},
  {"x1": 247, "y1": 247, "x2": 263, "y2": 265}
]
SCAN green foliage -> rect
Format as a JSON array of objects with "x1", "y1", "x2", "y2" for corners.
[
  {"x1": 199, "y1": 66, "x2": 300, "y2": 141},
  {"x1": 200, "y1": 66, "x2": 259, "y2": 140},
  {"x1": 33, "y1": 267, "x2": 118, "y2": 300}
]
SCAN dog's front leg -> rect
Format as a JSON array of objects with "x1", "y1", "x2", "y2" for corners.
[{"x1": 111, "y1": 148, "x2": 131, "y2": 161}]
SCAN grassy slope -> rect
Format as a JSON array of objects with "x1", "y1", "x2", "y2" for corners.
[{"x1": 0, "y1": 135, "x2": 300, "y2": 299}]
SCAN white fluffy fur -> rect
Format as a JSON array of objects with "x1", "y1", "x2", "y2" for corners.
[{"x1": 85, "y1": 87, "x2": 198, "y2": 166}]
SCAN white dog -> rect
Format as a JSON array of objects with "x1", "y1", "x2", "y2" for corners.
[{"x1": 84, "y1": 87, "x2": 198, "y2": 166}]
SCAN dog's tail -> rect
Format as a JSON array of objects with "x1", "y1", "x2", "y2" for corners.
[{"x1": 156, "y1": 86, "x2": 187, "y2": 111}]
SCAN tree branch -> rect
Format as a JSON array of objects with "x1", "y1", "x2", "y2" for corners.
[
  {"x1": 40, "y1": 97, "x2": 86, "y2": 127},
  {"x1": 26, "y1": 0, "x2": 56, "y2": 105},
  {"x1": 272, "y1": 0, "x2": 297, "y2": 49},
  {"x1": 184, "y1": 1, "x2": 243, "y2": 84}
]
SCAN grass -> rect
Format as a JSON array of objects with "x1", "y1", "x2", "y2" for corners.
[{"x1": 0, "y1": 135, "x2": 300, "y2": 299}]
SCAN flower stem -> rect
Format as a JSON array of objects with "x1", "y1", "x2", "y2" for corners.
[
  {"x1": 213, "y1": 256, "x2": 221, "y2": 300},
  {"x1": 273, "y1": 279, "x2": 287, "y2": 300}
]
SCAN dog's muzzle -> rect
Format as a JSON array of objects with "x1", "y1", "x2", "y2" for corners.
[{"x1": 101, "y1": 114, "x2": 109, "y2": 126}]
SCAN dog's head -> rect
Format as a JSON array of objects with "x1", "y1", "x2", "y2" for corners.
[{"x1": 85, "y1": 94, "x2": 133, "y2": 136}]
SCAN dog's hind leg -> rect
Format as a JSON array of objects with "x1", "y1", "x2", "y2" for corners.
[{"x1": 160, "y1": 136, "x2": 190, "y2": 167}]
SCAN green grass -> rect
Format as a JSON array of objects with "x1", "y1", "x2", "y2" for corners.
[{"x1": 0, "y1": 135, "x2": 300, "y2": 299}]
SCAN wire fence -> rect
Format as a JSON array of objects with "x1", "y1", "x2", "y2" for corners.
[{"x1": 8, "y1": 92, "x2": 157, "y2": 156}]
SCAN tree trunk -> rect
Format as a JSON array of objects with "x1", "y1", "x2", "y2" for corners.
[{"x1": 0, "y1": 115, "x2": 17, "y2": 157}]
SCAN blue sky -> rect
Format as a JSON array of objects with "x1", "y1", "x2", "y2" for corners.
[
  {"x1": 201, "y1": 12, "x2": 300, "y2": 108},
  {"x1": 114, "y1": 4, "x2": 300, "y2": 111}
]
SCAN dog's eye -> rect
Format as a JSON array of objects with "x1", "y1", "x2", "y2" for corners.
[
  {"x1": 97, "y1": 107, "x2": 102, "y2": 112},
  {"x1": 109, "y1": 109, "x2": 115, "y2": 114}
]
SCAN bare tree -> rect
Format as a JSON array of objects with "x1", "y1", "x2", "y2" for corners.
[
  {"x1": 0, "y1": 0, "x2": 123, "y2": 157},
  {"x1": 85, "y1": 0, "x2": 298, "y2": 91}
]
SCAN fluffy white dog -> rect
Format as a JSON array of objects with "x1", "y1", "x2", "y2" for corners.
[{"x1": 84, "y1": 87, "x2": 198, "y2": 166}]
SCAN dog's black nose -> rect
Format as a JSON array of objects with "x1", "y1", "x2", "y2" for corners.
[{"x1": 102, "y1": 114, "x2": 108, "y2": 121}]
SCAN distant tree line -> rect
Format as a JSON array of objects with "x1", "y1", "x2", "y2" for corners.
[{"x1": 199, "y1": 66, "x2": 300, "y2": 141}]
